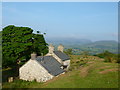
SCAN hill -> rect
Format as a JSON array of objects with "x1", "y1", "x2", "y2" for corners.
[
  {"x1": 45, "y1": 37, "x2": 92, "y2": 45},
  {"x1": 45, "y1": 37, "x2": 118, "y2": 55},
  {"x1": 2, "y1": 55, "x2": 119, "y2": 88},
  {"x1": 77, "y1": 40, "x2": 118, "y2": 55},
  {"x1": 83, "y1": 40, "x2": 118, "y2": 49}
]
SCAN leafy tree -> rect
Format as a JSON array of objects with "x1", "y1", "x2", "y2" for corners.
[
  {"x1": 32, "y1": 33, "x2": 48, "y2": 55},
  {"x1": 96, "y1": 51, "x2": 113, "y2": 58},
  {"x1": 2, "y1": 25, "x2": 48, "y2": 68}
]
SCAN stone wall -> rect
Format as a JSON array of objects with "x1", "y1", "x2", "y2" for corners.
[{"x1": 19, "y1": 59, "x2": 54, "y2": 82}]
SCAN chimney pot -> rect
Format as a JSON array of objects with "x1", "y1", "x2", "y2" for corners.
[
  {"x1": 58, "y1": 44, "x2": 64, "y2": 52},
  {"x1": 49, "y1": 44, "x2": 54, "y2": 54},
  {"x1": 31, "y1": 52, "x2": 37, "y2": 60}
]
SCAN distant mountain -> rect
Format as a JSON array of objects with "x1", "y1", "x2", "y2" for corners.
[
  {"x1": 45, "y1": 37, "x2": 92, "y2": 45},
  {"x1": 83, "y1": 40, "x2": 118, "y2": 50},
  {"x1": 78, "y1": 40, "x2": 118, "y2": 54},
  {"x1": 45, "y1": 38, "x2": 118, "y2": 55}
]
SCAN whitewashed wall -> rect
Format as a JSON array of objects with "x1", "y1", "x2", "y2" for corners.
[
  {"x1": 19, "y1": 59, "x2": 54, "y2": 82},
  {"x1": 63, "y1": 60, "x2": 70, "y2": 70},
  {"x1": 63, "y1": 60, "x2": 70, "y2": 66}
]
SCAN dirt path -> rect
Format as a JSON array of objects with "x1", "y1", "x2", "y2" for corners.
[{"x1": 79, "y1": 62, "x2": 95, "y2": 77}]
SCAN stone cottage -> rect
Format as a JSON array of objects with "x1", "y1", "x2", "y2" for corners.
[
  {"x1": 19, "y1": 44, "x2": 70, "y2": 82},
  {"x1": 46, "y1": 44, "x2": 70, "y2": 70}
]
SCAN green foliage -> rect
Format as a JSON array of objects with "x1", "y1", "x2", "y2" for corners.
[
  {"x1": 2, "y1": 25, "x2": 48, "y2": 68},
  {"x1": 96, "y1": 51, "x2": 119, "y2": 63},
  {"x1": 32, "y1": 34, "x2": 48, "y2": 56},
  {"x1": 2, "y1": 79, "x2": 43, "y2": 88},
  {"x1": 64, "y1": 48, "x2": 73, "y2": 55},
  {"x1": 81, "y1": 51, "x2": 90, "y2": 58}
]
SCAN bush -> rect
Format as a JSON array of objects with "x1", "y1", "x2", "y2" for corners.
[{"x1": 96, "y1": 51, "x2": 119, "y2": 63}]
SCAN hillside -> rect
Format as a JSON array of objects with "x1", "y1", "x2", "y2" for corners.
[
  {"x1": 2, "y1": 55, "x2": 119, "y2": 88},
  {"x1": 82, "y1": 40, "x2": 118, "y2": 50},
  {"x1": 45, "y1": 37, "x2": 118, "y2": 55},
  {"x1": 62, "y1": 40, "x2": 118, "y2": 55},
  {"x1": 77, "y1": 40, "x2": 118, "y2": 55}
]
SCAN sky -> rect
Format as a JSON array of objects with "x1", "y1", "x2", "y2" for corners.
[{"x1": 2, "y1": 2, "x2": 118, "y2": 41}]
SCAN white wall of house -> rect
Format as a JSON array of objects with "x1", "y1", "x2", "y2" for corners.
[
  {"x1": 19, "y1": 59, "x2": 54, "y2": 82},
  {"x1": 63, "y1": 60, "x2": 70, "y2": 66},
  {"x1": 63, "y1": 60, "x2": 70, "y2": 70}
]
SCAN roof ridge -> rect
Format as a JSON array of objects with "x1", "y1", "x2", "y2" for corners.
[{"x1": 53, "y1": 51, "x2": 70, "y2": 61}]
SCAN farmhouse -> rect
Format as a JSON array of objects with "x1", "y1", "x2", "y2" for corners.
[
  {"x1": 19, "y1": 44, "x2": 70, "y2": 82},
  {"x1": 46, "y1": 44, "x2": 70, "y2": 69}
]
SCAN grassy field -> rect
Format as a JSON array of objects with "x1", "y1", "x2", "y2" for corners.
[{"x1": 2, "y1": 55, "x2": 119, "y2": 88}]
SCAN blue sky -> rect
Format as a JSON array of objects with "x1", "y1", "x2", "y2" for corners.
[{"x1": 2, "y1": 2, "x2": 118, "y2": 41}]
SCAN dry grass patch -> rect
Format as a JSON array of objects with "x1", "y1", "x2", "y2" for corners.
[
  {"x1": 97, "y1": 66, "x2": 112, "y2": 70},
  {"x1": 99, "y1": 68, "x2": 119, "y2": 74}
]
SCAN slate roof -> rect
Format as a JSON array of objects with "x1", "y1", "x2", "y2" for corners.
[
  {"x1": 36, "y1": 56, "x2": 64, "y2": 76},
  {"x1": 53, "y1": 51, "x2": 70, "y2": 61}
]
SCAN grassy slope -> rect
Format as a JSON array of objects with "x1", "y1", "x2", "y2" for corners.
[{"x1": 2, "y1": 55, "x2": 119, "y2": 88}]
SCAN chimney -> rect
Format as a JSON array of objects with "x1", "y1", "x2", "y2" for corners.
[
  {"x1": 58, "y1": 44, "x2": 64, "y2": 52},
  {"x1": 31, "y1": 52, "x2": 37, "y2": 60},
  {"x1": 49, "y1": 44, "x2": 54, "y2": 54}
]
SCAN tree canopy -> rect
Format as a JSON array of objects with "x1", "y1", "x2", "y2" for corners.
[{"x1": 2, "y1": 25, "x2": 48, "y2": 68}]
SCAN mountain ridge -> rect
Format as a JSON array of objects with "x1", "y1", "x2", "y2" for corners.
[{"x1": 45, "y1": 37, "x2": 118, "y2": 54}]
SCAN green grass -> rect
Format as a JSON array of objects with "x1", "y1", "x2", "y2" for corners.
[
  {"x1": 2, "y1": 80, "x2": 43, "y2": 88},
  {"x1": 42, "y1": 62, "x2": 118, "y2": 88},
  {"x1": 2, "y1": 55, "x2": 119, "y2": 88}
]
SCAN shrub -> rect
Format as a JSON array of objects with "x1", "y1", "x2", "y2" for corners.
[{"x1": 96, "y1": 51, "x2": 119, "y2": 63}]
